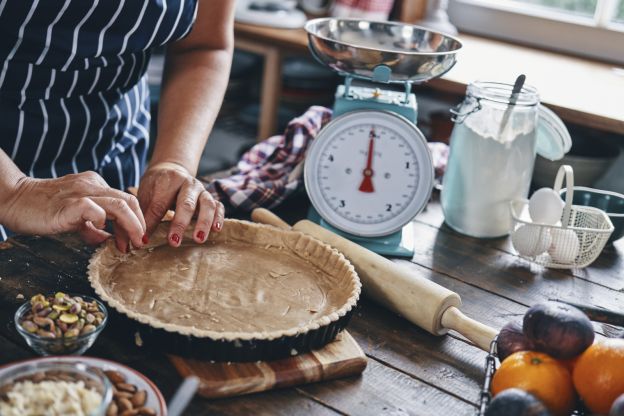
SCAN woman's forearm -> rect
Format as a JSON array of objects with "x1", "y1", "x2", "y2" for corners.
[
  {"x1": 135, "y1": 1, "x2": 235, "y2": 242},
  {"x1": 0, "y1": 149, "x2": 27, "y2": 224},
  {"x1": 149, "y1": 46, "x2": 233, "y2": 174}
]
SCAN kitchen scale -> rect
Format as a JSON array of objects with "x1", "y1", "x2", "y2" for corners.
[{"x1": 303, "y1": 18, "x2": 462, "y2": 257}]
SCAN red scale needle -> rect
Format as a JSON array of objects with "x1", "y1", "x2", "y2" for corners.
[{"x1": 358, "y1": 128, "x2": 376, "y2": 193}]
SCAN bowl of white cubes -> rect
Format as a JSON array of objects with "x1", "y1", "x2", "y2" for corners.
[{"x1": 510, "y1": 165, "x2": 614, "y2": 269}]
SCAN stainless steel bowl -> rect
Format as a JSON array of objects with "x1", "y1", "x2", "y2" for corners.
[{"x1": 304, "y1": 18, "x2": 462, "y2": 83}]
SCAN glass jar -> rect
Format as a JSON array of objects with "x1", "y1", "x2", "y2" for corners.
[{"x1": 441, "y1": 81, "x2": 541, "y2": 238}]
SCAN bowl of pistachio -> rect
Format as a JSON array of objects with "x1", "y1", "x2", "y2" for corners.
[{"x1": 15, "y1": 292, "x2": 108, "y2": 356}]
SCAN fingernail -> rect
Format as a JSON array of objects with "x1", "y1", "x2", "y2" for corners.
[
  {"x1": 215, "y1": 223, "x2": 222, "y2": 231},
  {"x1": 142, "y1": 234, "x2": 149, "y2": 245},
  {"x1": 171, "y1": 234, "x2": 180, "y2": 245},
  {"x1": 196, "y1": 231, "x2": 205, "y2": 241}
]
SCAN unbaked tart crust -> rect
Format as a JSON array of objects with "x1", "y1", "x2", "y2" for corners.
[{"x1": 88, "y1": 220, "x2": 360, "y2": 342}]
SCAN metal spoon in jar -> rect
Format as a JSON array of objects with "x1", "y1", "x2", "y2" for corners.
[{"x1": 497, "y1": 74, "x2": 526, "y2": 140}]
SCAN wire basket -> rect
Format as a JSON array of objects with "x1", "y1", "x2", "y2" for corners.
[
  {"x1": 510, "y1": 165, "x2": 613, "y2": 269},
  {"x1": 477, "y1": 338, "x2": 586, "y2": 416}
]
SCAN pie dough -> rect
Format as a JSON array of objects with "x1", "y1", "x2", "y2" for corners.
[{"x1": 88, "y1": 220, "x2": 360, "y2": 341}]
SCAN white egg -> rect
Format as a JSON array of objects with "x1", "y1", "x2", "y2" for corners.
[
  {"x1": 511, "y1": 225, "x2": 552, "y2": 257},
  {"x1": 548, "y1": 229, "x2": 580, "y2": 264},
  {"x1": 529, "y1": 188, "x2": 565, "y2": 225}
]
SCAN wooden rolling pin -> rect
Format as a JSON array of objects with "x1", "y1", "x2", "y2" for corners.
[{"x1": 251, "y1": 208, "x2": 498, "y2": 351}]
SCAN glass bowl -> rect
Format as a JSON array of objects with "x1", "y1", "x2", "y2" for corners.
[
  {"x1": 0, "y1": 359, "x2": 113, "y2": 416},
  {"x1": 14, "y1": 294, "x2": 108, "y2": 356}
]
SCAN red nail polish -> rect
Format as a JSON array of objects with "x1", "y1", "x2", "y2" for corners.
[
  {"x1": 215, "y1": 223, "x2": 222, "y2": 231},
  {"x1": 142, "y1": 234, "x2": 149, "y2": 245},
  {"x1": 171, "y1": 234, "x2": 180, "y2": 244},
  {"x1": 197, "y1": 231, "x2": 205, "y2": 241}
]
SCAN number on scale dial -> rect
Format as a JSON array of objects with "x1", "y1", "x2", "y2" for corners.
[{"x1": 305, "y1": 110, "x2": 433, "y2": 237}]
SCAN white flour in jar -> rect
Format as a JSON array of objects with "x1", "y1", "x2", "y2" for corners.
[{"x1": 442, "y1": 102, "x2": 537, "y2": 237}]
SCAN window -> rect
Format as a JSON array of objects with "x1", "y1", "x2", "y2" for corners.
[
  {"x1": 616, "y1": 0, "x2": 624, "y2": 22},
  {"x1": 513, "y1": 0, "x2": 597, "y2": 17},
  {"x1": 448, "y1": 0, "x2": 624, "y2": 64}
]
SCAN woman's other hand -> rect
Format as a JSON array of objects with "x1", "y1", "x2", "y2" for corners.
[
  {"x1": 137, "y1": 162, "x2": 224, "y2": 247},
  {"x1": 135, "y1": 1, "x2": 233, "y2": 249},
  {"x1": 1, "y1": 171, "x2": 146, "y2": 251}
]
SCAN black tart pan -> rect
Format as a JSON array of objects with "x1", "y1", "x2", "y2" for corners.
[
  {"x1": 89, "y1": 220, "x2": 361, "y2": 362},
  {"x1": 123, "y1": 308, "x2": 355, "y2": 362}
]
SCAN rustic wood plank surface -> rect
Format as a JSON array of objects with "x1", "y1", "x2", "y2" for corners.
[
  {"x1": 0, "y1": 193, "x2": 622, "y2": 415},
  {"x1": 170, "y1": 331, "x2": 368, "y2": 399}
]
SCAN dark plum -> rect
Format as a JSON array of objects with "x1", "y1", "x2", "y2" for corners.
[
  {"x1": 611, "y1": 394, "x2": 624, "y2": 416},
  {"x1": 523, "y1": 302, "x2": 594, "y2": 359},
  {"x1": 485, "y1": 388, "x2": 552, "y2": 416},
  {"x1": 497, "y1": 321, "x2": 534, "y2": 361}
]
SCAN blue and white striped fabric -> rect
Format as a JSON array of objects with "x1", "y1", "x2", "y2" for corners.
[{"x1": 0, "y1": 0, "x2": 198, "y2": 240}]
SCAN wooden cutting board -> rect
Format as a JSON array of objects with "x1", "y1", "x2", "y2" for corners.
[{"x1": 169, "y1": 331, "x2": 367, "y2": 399}]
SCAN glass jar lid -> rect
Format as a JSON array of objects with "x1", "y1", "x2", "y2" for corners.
[{"x1": 536, "y1": 105, "x2": 572, "y2": 161}]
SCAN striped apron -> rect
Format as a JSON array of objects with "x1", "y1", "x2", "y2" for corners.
[{"x1": 0, "y1": 0, "x2": 198, "y2": 240}]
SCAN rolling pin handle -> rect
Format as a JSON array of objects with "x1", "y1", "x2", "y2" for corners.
[{"x1": 440, "y1": 306, "x2": 498, "y2": 351}]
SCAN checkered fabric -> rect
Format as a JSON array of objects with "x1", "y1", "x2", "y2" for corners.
[
  {"x1": 207, "y1": 106, "x2": 449, "y2": 213},
  {"x1": 207, "y1": 106, "x2": 332, "y2": 211}
]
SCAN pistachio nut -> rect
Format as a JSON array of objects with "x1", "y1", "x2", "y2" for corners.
[
  {"x1": 59, "y1": 313, "x2": 79, "y2": 324},
  {"x1": 81, "y1": 324, "x2": 97, "y2": 335},
  {"x1": 64, "y1": 327, "x2": 80, "y2": 338},
  {"x1": 53, "y1": 304, "x2": 70, "y2": 312},
  {"x1": 21, "y1": 320, "x2": 38, "y2": 333},
  {"x1": 36, "y1": 329, "x2": 56, "y2": 338}
]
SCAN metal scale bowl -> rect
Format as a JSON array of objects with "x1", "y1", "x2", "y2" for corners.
[
  {"x1": 306, "y1": 18, "x2": 461, "y2": 84},
  {"x1": 304, "y1": 18, "x2": 462, "y2": 257}
]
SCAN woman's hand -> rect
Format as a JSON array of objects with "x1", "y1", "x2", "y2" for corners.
[
  {"x1": 0, "y1": 171, "x2": 146, "y2": 250},
  {"x1": 137, "y1": 162, "x2": 224, "y2": 247}
]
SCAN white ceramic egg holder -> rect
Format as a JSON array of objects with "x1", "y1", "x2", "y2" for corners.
[{"x1": 510, "y1": 165, "x2": 614, "y2": 269}]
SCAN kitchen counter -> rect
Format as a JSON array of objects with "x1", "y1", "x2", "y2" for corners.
[
  {"x1": 234, "y1": 22, "x2": 624, "y2": 139},
  {"x1": 0, "y1": 193, "x2": 622, "y2": 415}
]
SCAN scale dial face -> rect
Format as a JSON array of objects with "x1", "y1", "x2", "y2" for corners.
[{"x1": 304, "y1": 110, "x2": 434, "y2": 237}]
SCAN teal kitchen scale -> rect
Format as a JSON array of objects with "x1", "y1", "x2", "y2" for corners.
[{"x1": 303, "y1": 18, "x2": 462, "y2": 257}]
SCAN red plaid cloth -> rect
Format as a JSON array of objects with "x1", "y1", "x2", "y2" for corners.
[
  {"x1": 207, "y1": 106, "x2": 449, "y2": 212},
  {"x1": 207, "y1": 106, "x2": 332, "y2": 211}
]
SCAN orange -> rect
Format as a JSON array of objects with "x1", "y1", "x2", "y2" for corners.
[
  {"x1": 573, "y1": 338, "x2": 624, "y2": 414},
  {"x1": 492, "y1": 351, "x2": 575, "y2": 416},
  {"x1": 559, "y1": 356, "x2": 578, "y2": 374}
]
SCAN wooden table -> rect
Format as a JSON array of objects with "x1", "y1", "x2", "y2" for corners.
[{"x1": 1, "y1": 194, "x2": 623, "y2": 415}]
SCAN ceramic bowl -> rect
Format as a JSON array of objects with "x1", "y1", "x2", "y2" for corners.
[
  {"x1": 533, "y1": 134, "x2": 620, "y2": 189},
  {"x1": 560, "y1": 186, "x2": 624, "y2": 243}
]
